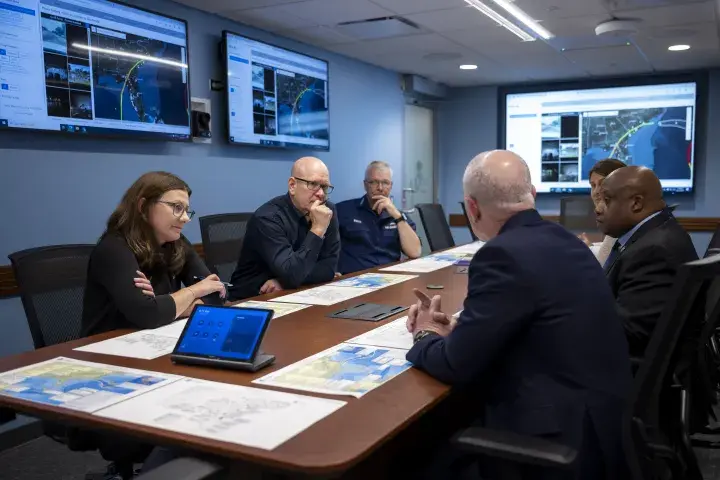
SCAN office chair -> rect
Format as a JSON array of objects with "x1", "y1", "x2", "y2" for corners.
[
  {"x1": 199, "y1": 213, "x2": 252, "y2": 282},
  {"x1": 558, "y1": 196, "x2": 597, "y2": 232},
  {"x1": 459, "y1": 201, "x2": 478, "y2": 241},
  {"x1": 135, "y1": 458, "x2": 223, "y2": 480},
  {"x1": 704, "y1": 223, "x2": 720, "y2": 258},
  {"x1": 415, "y1": 203, "x2": 455, "y2": 252},
  {"x1": 9, "y1": 244, "x2": 147, "y2": 480},
  {"x1": 9, "y1": 244, "x2": 95, "y2": 349}
]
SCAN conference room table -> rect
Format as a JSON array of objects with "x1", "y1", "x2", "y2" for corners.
[{"x1": 0, "y1": 256, "x2": 477, "y2": 479}]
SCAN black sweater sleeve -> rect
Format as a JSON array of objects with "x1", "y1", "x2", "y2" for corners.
[
  {"x1": 178, "y1": 237, "x2": 212, "y2": 287},
  {"x1": 89, "y1": 235, "x2": 177, "y2": 330}
]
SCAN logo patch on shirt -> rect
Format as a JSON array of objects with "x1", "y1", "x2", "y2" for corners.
[
  {"x1": 353, "y1": 219, "x2": 363, "y2": 224},
  {"x1": 384, "y1": 223, "x2": 398, "y2": 230}
]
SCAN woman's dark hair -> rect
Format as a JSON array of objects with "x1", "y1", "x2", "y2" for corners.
[
  {"x1": 105, "y1": 171, "x2": 192, "y2": 276},
  {"x1": 589, "y1": 158, "x2": 627, "y2": 178}
]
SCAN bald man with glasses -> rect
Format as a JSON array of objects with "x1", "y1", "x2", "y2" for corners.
[{"x1": 228, "y1": 157, "x2": 340, "y2": 300}]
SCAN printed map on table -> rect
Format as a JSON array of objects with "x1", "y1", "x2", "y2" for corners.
[
  {"x1": 0, "y1": 357, "x2": 180, "y2": 413},
  {"x1": 254, "y1": 343, "x2": 412, "y2": 398},
  {"x1": 332, "y1": 273, "x2": 417, "y2": 289}
]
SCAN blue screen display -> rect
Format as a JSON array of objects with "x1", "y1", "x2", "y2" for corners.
[{"x1": 176, "y1": 306, "x2": 270, "y2": 361}]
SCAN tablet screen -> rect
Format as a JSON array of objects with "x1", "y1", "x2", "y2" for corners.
[{"x1": 174, "y1": 305, "x2": 273, "y2": 362}]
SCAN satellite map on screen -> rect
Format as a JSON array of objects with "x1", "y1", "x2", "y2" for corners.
[
  {"x1": 90, "y1": 31, "x2": 188, "y2": 126},
  {"x1": 276, "y1": 72, "x2": 328, "y2": 140},
  {"x1": 581, "y1": 107, "x2": 692, "y2": 180}
]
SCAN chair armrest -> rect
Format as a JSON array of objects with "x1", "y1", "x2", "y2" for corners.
[
  {"x1": 453, "y1": 427, "x2": 577, "y2": 469},
  {"x1": 136, "y1": 458, "x2": 224, "y2": 480}
]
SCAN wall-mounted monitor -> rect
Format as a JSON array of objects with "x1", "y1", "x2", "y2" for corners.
[
  {"x1": 224, "y1": 30, "x2": 329, "y2": 150},
  {"x1": 0, "y1": 0, "x2": 191, "y2": 140},
  {"x1": 500, "y1": 77, "x2": 700, "y2": 194}
]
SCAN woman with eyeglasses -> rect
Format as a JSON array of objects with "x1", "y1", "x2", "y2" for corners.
[{"x1": 81, "y1": 171, "x2": 225, "y2": 337}]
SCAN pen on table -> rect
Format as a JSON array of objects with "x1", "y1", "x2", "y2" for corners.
[{"x1": 193, "y1": 276, "x2": 233, "y2": 287}]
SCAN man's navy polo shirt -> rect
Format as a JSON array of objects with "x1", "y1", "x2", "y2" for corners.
[{"x1": 336, "y1": 195, "x2": 416, "y2": 274}]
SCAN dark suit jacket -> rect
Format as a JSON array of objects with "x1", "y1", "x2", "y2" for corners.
[
  {"x1": 606, "y1": 209, "x2": 698, "y2": 357},
  {"x1": 407, "y1": 209, "x2": 632, "y2": 480}
]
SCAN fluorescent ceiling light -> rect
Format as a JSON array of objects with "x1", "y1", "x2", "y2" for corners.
[
  {"x1": 668, "y1": 44, "x2": 690, "y2": 51},
  {"x1": 460, "y1": 64, "x2": 478, "y2": 70},
  {"x1": 72, "y1": 44, "x2": 188, "y2": 68},
  {"x1": 464, "y1": 0, "x2": 535, "y2": 42},
  {"x1": 488, "y1": 0, "x2": 554, "y2": 40}
]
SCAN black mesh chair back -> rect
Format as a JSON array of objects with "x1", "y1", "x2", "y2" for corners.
[
  {"x1": 459, "y1": 201, "x2": 478, "y2": 242},
  {"x1": 416, "y1": 203, "x2": 455, "y2": 252},
  {"x1": 704, "y1": 224, "x2": 720, "y2": 258},
  {"x1": 559, "y1": 196, "x2": 597, "y2": 232},
  {"x1": 625, "y1": 256, "x2": 720, "y2": 480},
  {"x1": 9, "y1": 244, "x2": 94, "y2": 350},
  {"x1": 199, "y1": 213, "x2": 252, "y2": 282}
]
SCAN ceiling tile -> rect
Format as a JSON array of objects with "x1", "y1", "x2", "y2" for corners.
[
  {"x1": 222, "y1": 5, "x2": 319, "y2": 30},
  {"x1": 368, "y1": 0, "x2": 464, "y2": 15},
  {"x1": 540, "y1": 14, "x2": 611, "y2": 38},
  {"x1": 404, "y1": 6, "x2": 499, "y2": 33},
  {"x1": 494, "y1": 52, "x2": 589, "y2": 77},
  {"x1": 327, "y1": 33, "x2": 462, "y2": 56},
  {"x1": 278, "y1": 26, "x2": 358, "y2": 45},
  {"x1": 443, "y1": 27, "x2": 559, "y2": 55},
  {"x1": 214, "y1": 0, "x2": 305, "y2": 12},
  {"x1": 511, "y1": 0, "x2": 610, "y2": 20},
  {"x1": 371, "y1": 47, "x2": 499, "y2": 74},
  {"x1": 633, "y1": 21, "x2": 720, "y2": 69},
  {"x1": 619, "y1": 1, "x2": 716, "y2": 27},
  {"x1": 278, "y1": 0, "x2": 393, "y2": 25},
  {"x1": 561, "y1": 45, "x2": 653, "y2": 75}
]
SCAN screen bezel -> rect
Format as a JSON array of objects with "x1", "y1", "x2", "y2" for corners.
[
  {"x1": 0, "y1": 0, "x2": 193, "y2": 143},
  {"x1": 497, "y1": 71, "x2": 708, "y2": 195},
  {"x1": 172, "y1": 305, "x2": 274, "y2": 362},
  {"x1": 222, "y1": 29, "x2": 331, "y2": 151}
]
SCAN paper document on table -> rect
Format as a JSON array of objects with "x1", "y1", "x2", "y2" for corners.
[
  {"x1": 332, "y1": 273, "x2": 417, "y2": 289},
  {"x1": 95, "y1": 377, "x2": 346, "y2": 450},
  {"x1": 150, "y1": 319, "x2": 188, "y2": 339},
  {"x1": 232, "y1": 300, "x2": 310, "y2": 318},
  {"x1": 380, "y1": 257, "x2": 454, "y2": 273},
  {"x1": 254, "y1": 343, "x2": 412, "y2": 398},
  {"x1": 445, "y1": 241, "x2": 485, "y2": 255},
  {"x1": 347, "y1": 317, "x2": 413, "y2": 350},
  {"x1": 273, "y1": 285, "x2": 374, "y2": 306},
  {"x1": 0, "y1": 357, "x2": 181, "y2": 413},
  {"x1": 75, "y1": 330, "x2": 178, "y2": 360},
  {"x1": 429, "y1": 251, "x2": 474, "y2": 263}
]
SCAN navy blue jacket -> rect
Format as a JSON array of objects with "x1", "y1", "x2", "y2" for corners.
[{"x1": 407, "y1": 209, "x2": 631, "y2": 479}]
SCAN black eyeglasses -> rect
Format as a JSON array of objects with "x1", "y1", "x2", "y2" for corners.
[
  {"x1": 294, "y1": 177, "x2": 334, "y2": 194},
  {"x1": 158, "y1": 201, "x2": 195, "y2": 220}
]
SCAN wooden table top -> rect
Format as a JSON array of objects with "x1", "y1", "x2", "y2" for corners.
[{"x1": 0, "y1": 262, "x2": 470, "y2": 475}]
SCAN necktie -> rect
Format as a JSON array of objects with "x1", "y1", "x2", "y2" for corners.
[{"x1": 603, "y1": 241, "x2": 622, "y2": 271}]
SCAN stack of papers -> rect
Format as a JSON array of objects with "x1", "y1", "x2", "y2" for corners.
[
  {"x1": 0, "y1": 357, "x2": 181, "y2": 412},
  {"x1": 96, "y1": 377, "x2": 346, "y2": 450},
  {"x1": 381, "y1": 257, "x2": 455, "y2": 273},
  {"x1": 254, "y1": 343, "x2": 412, "y2": 398},
  {"x1": 346, "y1": 316, "x2": 413, "y2": 350},
  {"x1": 232, "y1": 300, "x2": 311, "y2": 317},
  {"x1": 332, "y1": 273, "x2": 417, "y2": 289},
  {"x1": 273, "y1": 285, "x2": 375, "y2": 306}
]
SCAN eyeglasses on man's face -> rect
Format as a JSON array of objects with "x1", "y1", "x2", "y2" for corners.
[
  {"x1": 364, "y1": 180, "x2": 392, "y2": 188},
  {"x1": 158, "y1": 201, "x2": 195, "y2": 220},
  {"x1": 294, "y1": 177, "x2": 334, "y2": 195}
]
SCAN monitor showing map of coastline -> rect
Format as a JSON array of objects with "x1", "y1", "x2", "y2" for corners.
[
  {"x1": 225, "y1": 31, "x2": 329, "y2": 150},
  {"x1": 503, "y1": 81, "x2": 697, "y2": 193},
  {"x1": 0, "y1": 0, "x2": 191, "y2": 140}
]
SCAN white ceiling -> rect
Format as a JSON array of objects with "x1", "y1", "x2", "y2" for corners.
[{"x1": 174, "y1": 0, "x2": 720, "y2": 86}]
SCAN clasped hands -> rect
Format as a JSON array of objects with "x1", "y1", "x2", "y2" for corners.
[{"x1": 405, "y1": 288, "x2": 456, "y2": 337}]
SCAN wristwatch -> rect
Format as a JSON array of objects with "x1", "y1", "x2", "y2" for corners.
[
  {"x1": 413, "y1": 330, "x2": 438, "y2": 344},
  {"x1": 393, "y1": 212, "x2": 408, "y2": 225}
]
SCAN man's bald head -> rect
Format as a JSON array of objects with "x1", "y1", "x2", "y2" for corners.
[
  {"x1": 288, "y1": 156, "x2": 331, "y2": 213},
  {"x1": 291, "y1": 156, "x2": 328, "y2": 178},
  {"x1": 596, "y1": 166, "x2": 666, "y2": 238},
  {"x1": 462, "y1": 150, "x2": 536, "y2": 241}
]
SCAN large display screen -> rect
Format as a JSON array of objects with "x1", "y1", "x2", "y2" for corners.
[
  {"x1": 224, "y1": 30, "x2": 329, "y2": 150},
  {"x1": 503, "y1": 81, "x2": 697, "y2": 193},
  {"x1": 0, "y1": 0, "x2": 190, "y2": 140}
]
